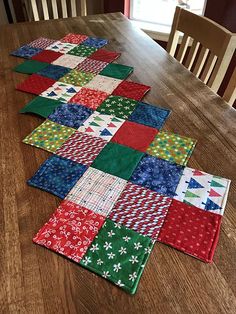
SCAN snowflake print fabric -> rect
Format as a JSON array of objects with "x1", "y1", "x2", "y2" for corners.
[
  {"x1": 11, "y1": 45, "x2": 43, "y2": 59},
  {"x1": 60, "y1": 33, "x2": 88, "y2": 44}
]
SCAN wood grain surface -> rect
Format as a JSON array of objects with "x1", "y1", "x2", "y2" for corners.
[{"x1": 0, "y1": 12, "x2": 236, "y2": 314}]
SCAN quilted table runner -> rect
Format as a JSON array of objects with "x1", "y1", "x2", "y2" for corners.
[{"x1": 11, "y1": 33, "x2": 231, "y2": 294}]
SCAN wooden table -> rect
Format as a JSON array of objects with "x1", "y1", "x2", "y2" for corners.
[{"x1": 1, "y1": 12, "x2": 236, "y2": 314}]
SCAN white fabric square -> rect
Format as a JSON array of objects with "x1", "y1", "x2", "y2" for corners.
[
  {"x1": 40, "y1": 82, "x2": 81, "y2": 102},
  {"x1": 52, "y1": 55, "x2": 86, "y2": 68},
  {"x1": 46, "y1": 41, "x2": 77, "y2": 53},
  {"x1": 84, "y1": 75, "x2": 122, "y2": 93}
]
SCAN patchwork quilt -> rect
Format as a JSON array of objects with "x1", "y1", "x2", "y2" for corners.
[{"x1": 11, "y1": 33, "x2": 231, "y2": 294}]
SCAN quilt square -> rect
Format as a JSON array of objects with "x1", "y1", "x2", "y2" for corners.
[
  {"x1": 82, "y1": 37, "x2": 108, "y2": 48},
  {"x1": 69, "y1": 88, "x2": 109, "y2": 110},
  {"x1": 23, "y1": 119, "x2": 75, "y2": 153},
  {"x1": 76, "y1": 58, "x2": 108, "y2": 74},
  {"x1": 111, "y1": 121, "x2": 158, "y2": 152},
  {"x1": 109, "y1": 182, "x2": 172, "y2": 240},
  {"x1": 31, "y1": 50, "x2": 63, "y2": 63},
  {"x1": 60, "y1": 33, "x2": 88, "y2": 44},
  {"x1": 52, "y1": 54, "x2": 86, "y2": 69},
  {"x1": 100, "y1": 63, "x2": 134, "y2": 80},
  {"x1": 68, "y1": 45, "x2": 97, "y2": 57},
  {"x1": 13, "y1": 60, "x2": 49, "y2": 74},
  {"x1": 59, "y1": 69, "x2": 94, "y2": 86},
  {"x1": 84, "y1": 75, "x2": 122, "y2": 94},
  {"x1": 128, "y1": 102, "x2": 171, "y2": 130},
  {"x1": 78, "y1": 112, "x2": 124, "y2": 141},
  {"x1": 33, "y1": 200, "x2": 105, "y2": 263},
  {"x1": 28, "y1": 155, "x2": 87, "y2": 198},
  {"x1": 112, "y1": 81, "x2": 151, "y2": 101},
  {"x1": 28, "y1": 37, "x2": 56, "y2": 49},
  {"x1": 56, "y1": 131, "x2": 107, "y2": 166},
  {"x1": 16, "y1": 74, "x2": 55, "y2": 95},
  {"x1": 48, "y1": 103, "x2": 93, "y2": 129},
  {"x1": 147, "y1": 131, "x2": 197, "y2": 166},
  {"x1": 37, "y1": 64, "x2": 71, "y2": 80},
  {"x1": 157, "y1": 199, "x2": 222, "y2": 263},
  {"x1": 92, "y1": 142, "x2": 144, "y2": 180},
  {"x1": 174, "y1": 167, "x2": 231, "y2": 215},
  {"x1": 40, "y1": 82, "x2": 80, "y2": 102},
  {"x1": 46, "y1": 41, "x2": 77, "y2": 53},
  {"x1": 19, "y1": 96, "x2": 63, "y2": 118},
  {"x1": 11, "y1": 45, "x2": 42, "y2": 59},
  {"x1": 130, "y1": 155, "x2": 184, "y2": 197},
  {"x1": 96, "y1": 95, "x2": 138, "y2": 119},
  {"x1": 80, "y1": 218, "x2": 154, "y2": 294},
  {"x1": 66, "y1": 168, "x2": 127, "y2": 216},
  {"x1": 89, "y1": 49, "x2": 121, "y2": 63}
]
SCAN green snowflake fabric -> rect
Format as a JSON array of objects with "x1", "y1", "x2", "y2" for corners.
[
  {"x1": 80, "y1": 219, "x2": 154, "y2": 294},
  {"x1": 13, "y1": 60, "x2": 49, "y2": 74},
  {"x1": 96, "y1": 95, "x2": 138, "y2": 119},
  {"x1": 100, "y1": 63, "x2": 134, "y2": 80},
  {"x1": 68, "y1": 44, "x2": 97, "y2": 57},
  {"x1": 59, "y1": 69, "x2": 94, "y2": 86}
]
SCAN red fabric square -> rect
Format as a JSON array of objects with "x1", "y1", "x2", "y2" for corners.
[
  {"x1": 61, "y1": 33, "x2": 88, "y2": 44},
  {"x1": 16, "y1": 74, "x2": 55, "y2": 95},
  {"x1": 112, "y1": 81, "x2": 151, "y2": 101},
  {"x1": 89, "y1": 49, "x2": 121, "y2": 63},
  {"x1": 33, "y1": 200, "x2": 105, "y2": 263},
  {"x1": 31, "y1": 50, "x2": 63, "y2": 63},
  {"x1": 76, "y1": 58, "x2": 108, "y2": 74},
  {"x1": 157, "y1": 199, "x2": 222, "y2": 263},
  {"x1": 69, "y1": 87, "x2": 109, "y2": 109},
  {"x1": 111, "y1": 120, "x2": 158, "y2": 152}
]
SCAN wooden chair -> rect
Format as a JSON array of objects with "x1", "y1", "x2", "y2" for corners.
[
  {"x1": 25, "y1": 0, "x2": 87, "y2": 21},
  {"x1": 167, "y1": 6, "x2": 236, "y2": 98},
  {"x1": 223, "y1": 67, "x2": 236, "y2": 106}
]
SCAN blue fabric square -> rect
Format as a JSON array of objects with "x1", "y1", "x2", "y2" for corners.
[
  {"x1": 48, "y1": 103, "x2": 93, "y2": 129},
  {"x1": 82, "y1": 37, "x2": 108, "y2": 48},
  {"x1": 130, "y1": 155, "x2": 184, "y2": 197},
  {"x1": 28, "y1": 155, "x2": 87, "y2": 198},
  {"x1": 128, "y1": 102, "x2": 171, "y2": 130},
  {"x1": 37, "y1": 64, "x2": 71, "y2": 80},
  {"x1": 11, "y1": 45, "x2": 43, "y2": 59}
]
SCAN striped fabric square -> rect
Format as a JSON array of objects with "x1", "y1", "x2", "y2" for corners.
[
  {"x1": 28, "y1": 37, "x2": 56, "y2": 49},
  {"x1": 76, "y1": 58, "x2": 109, "y2": 74}
]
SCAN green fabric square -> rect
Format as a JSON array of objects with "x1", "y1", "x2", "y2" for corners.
[
  {"x1": 20, "y1": 96, "x2": 63, "y2": 118},
  {"x1": 80, "y1": 219, "x2": 154, "y2": 294},
  {"x1": 23, "y1": 119, "x2": 75, "y2": 153},
  {"x1": 100, "y1": 63, "x2": 134, "y2": 80},
  {"x1": 97, "y1": 95, "x2": 138, "y2": 119},
  {"x1": 13, "y1": 60, "x2": 49, "y2": 74},
  {"x1": 147, "y1": 131, "x2": 197, "y2": 166},
  {"x1": 92, "y1": 142, "x2": 144, "y2": 180},
  {"x1": 59, "y1": 69, "x2": 94, "y2": 86},
  {"x1": 68, "y1": 44, "x2": 97, "y2": 57}
]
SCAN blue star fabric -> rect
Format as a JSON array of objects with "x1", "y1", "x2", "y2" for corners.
[
  {"x1": 130, "y1": 155, "x2": 184, "y2": 197},
  {"x1": 48, "y1": 103, "x2": 93, "y2": 129},
  {"x1": 82, "y1": 37, "x2": 108, "y2": 48},
  {"x1": 37, "y1": 64, "x2": 71, "y2": 80},
  {"x1": 11, "y1": 45, "x2": 43, "y2": 59},
  {"x1": 28, "y1": 155, "x2": 87, "y2": 198},
  {"x1": 128, "y1": 102, "x2": 171, "y2": 130}
]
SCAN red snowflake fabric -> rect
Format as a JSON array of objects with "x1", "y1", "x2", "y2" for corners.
[
  {"x1": 60, "y1": 33, "x2": 88, "y2": 44},
  {"x1": 56, "y1": 131, "x2": 107, "y2": 166},
  {"x1": 157, "y1": 199, "x2": 222, "y2": 263},
  {"x1": 89, "y1": 49, "x2": 121, "y2": 63},
  {"x1": 31, "y1": 50, "x2": 63, "y2": 63},
  {"x1": 69, "y1": 87, "x2": 109, "y2": 109},
  {"x1": 16, "y1": 74, "x2": 55, "y2": 95},
  {"x1": 33, "y1": 200, "x2": 105, "y2": 263},
  {"x1": 112, "y1": 81, "x2": 151, "y2": 101},
  {"x1": 111, "y1": 120, "x2": 158, "y2": 152},
  {"x1": 76, "y1": 58, "x2": 109, "y2": 74}
]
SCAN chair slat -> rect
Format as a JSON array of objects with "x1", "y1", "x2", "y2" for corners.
[
  {"x1": 61, "y1": 0, "x2": 68, "y2": 18},
  {"x1": 176, "y1": 34, "x2": 190, "y2": 63},
  {"x1": 80, "y1": 0, "x2": 87, "y2": 16},
  {"x1": 200, "y1": 53, "x2": 218, "y2": 84},
  {"x1": 41, "y1": 0, "x2": 49, "y2": 20},
  {"x1": 71, "y1": 0, "x2": 77, "y2": 17},
  {"x1": 51, "y1": 0, "x2": 59, "y2": 19},
  {"x1": 193, "y1": 47, "x2": 209, "y2": 78},
  {"x1": 184, "y1": 39, "x2": 200, "y2": 70},
  {"x1": 223, "y1": 67, "x2": 236, "y2": 106},
  {"x1": 31, "y1": 0, "x2": 39, "y2": 21}
]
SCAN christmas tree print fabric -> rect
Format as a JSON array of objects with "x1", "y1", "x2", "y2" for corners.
[
  {"x1": 40, "y1": 82, "x2": 80, "y2": 102},
  {"x1": 23, "y1": 120, "x2": 75, "y2": 153},
  {"x1": 69, "y1": 88, "x2": 109, "y2": 110},
  {"x1": 80, "y1": 219, "x2": 154, "y2": 294},
  {"x1": 33, "y1": 200, "x2": 105, "y2": 263},
  {"x1": 147, "y1": 131, "x2": 197, "y2": 166},
  {"x1": 28, "y1": 155, "x2": 87, "y2": 198},
  {"x1": 174, "y1": 167, "x2": 231, "y2": 215},
  {"x1": 45, "y1": 41, "x2": 77, "y2": 53}
]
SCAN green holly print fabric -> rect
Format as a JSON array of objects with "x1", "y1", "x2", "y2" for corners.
[
  {"x1": 23, "y1": 119, "x2": 75, "y2": 153},
  {"x1": 59, "y1": 69, "x2": 94, "y2": 86},
  {"x1": 100, "y1": 63, "x2": 134, "y2": 80},
  {"x1": 13, "y1": 60, "x2": 49, "y2": 74},
  {"x1": 147, "y1": 131, "x2": 197, "y2": 166},
  {"x1": 68, "y1": 44, "x2": 97, "y2": 57},
  {"x1": 96, "y1": 95, "x2": 138, "y2": 119},
  {"x1": 80, "y1": 219, "x2": 154, "y2": 294}
]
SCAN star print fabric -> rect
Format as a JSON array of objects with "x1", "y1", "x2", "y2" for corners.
[
  {"x1": 11, "y1": 45, "x2": 43, "y2": 59},
  {"x1": 80, "y1": 219, "x2": 154, "y2": 294}
]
